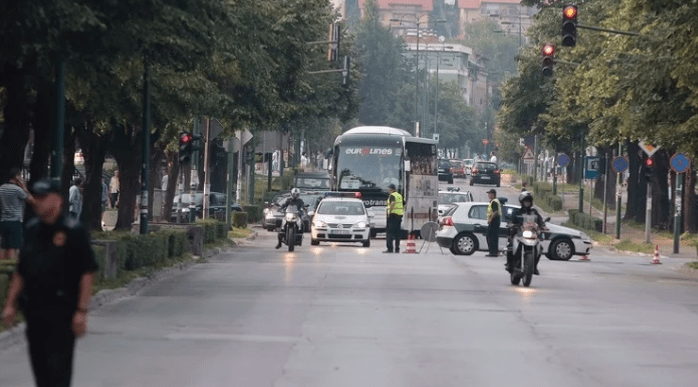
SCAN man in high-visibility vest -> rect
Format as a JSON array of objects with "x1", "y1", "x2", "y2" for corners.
[
  {"x1": 485, "y1": 189, "x2": 501, "y2": 257},
  {"x1": 384, "y1": 184, "x2": 403, "y2": 253}
]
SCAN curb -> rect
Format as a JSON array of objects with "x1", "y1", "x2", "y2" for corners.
[{"x1": 0, "y1": 244, "x2": 237, "y2": 351}]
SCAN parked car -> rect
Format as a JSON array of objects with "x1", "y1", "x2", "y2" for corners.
[
  {"x1": 449, "y1": 159, "x2": 467, "y2": 178},
  {"x1": 463, "y1": 159, "x2": 474, "y2": 176},
  {"x1": 470, "y1": 161, "x2": 501, "y2": 187},
  {"x1": 171, "y1": 192, "x2": 242, "y2": 222},
  {"x1": 262, "y1": 191, "x2": 324, "y2": 231},
  {"x1": 435, "y1": 202, "x2": 593, "y2": 260},
  {"x1": 438, "y1": 159, "x2": 454, "y2": 184},
  {"x1": 310, "y1": 197, "x2": 372, "y2": 247},
  {"x1": 294, "y1": 171, "x2": 330, "y2": 191},
  {"x1": 438, "y1": 188, "x2": 474, "y2": 216}
]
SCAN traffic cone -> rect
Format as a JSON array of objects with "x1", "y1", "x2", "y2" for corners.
[
  {"x1": 405, "y1": 234, "x2": 417, "y2": 254},
  {"x1": 652, "y1": 245, "x2": 662, "y2": 264},
  {"x1": 579, "y1": 255, "x2": 590, "y2": 261}
]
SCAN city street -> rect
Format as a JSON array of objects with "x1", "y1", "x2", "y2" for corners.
[{"x1": 1, "y1": 178, "x2": 698, "y2": 387}]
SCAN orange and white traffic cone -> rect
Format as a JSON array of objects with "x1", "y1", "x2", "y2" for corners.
[
  {"x1": 652, "y1": 245, "x2": 662, "y2": 264},
  {"x1": 405, "y1": 234, "x2": 417, "y2": 254}
]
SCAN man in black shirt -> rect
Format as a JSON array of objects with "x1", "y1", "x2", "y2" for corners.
[
  {"x1": 1, "y1": 178, "x2": 98, "y2": 387},
  {"x1": 506, "y1": 191, "x2": 546, "y2": 275},
  {"x1": 276, "y1": 188, "x2": 305, "y2": 249}
]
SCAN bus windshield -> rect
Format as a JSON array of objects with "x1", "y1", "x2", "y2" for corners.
[{"x1": 336, "y1": 145, "x2": 403, "y2": 191}]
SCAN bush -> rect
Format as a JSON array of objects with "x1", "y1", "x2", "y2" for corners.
[
  {"x1": 244, "y1": 205, "x2": 263, "y2": 223},
  {"x1": 567, "y1": 209, "x2": 602, "y2": 232},
  {"x1": 233, "y1": 212, "x2": 248, "y2": 228}
]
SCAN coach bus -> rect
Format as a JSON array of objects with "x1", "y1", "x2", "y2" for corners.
[{"x1": 329, "y1": 126, "x2": 439, "y2": 237}]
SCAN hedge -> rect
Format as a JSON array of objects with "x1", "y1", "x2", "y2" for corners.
[
  {"x1": 196, "y1": 219, "x2": 228, "y2": 244},
  {"x1": 244, "y1": 205, "x2": 263, "y2": 223},
  {"x1": 532, "y1": 182, "x2": 563, "y2": 212},
  {"x1": 568, "y1": 209, "x2": 603, "y2": 232},
  {"x1": 233, "y1": 212, "x2": 248, "y2": 228}
]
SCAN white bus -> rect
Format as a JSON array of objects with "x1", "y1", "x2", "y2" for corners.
[{"x1": 329, "y1": 126, "x2": 439, "y2": 237}]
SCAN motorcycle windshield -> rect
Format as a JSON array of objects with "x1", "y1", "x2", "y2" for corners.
[{"x1": 285, "y1": 207, "x2": 300, "y2": 215}]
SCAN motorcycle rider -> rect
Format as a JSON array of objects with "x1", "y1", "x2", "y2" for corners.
[
  {"x1": 506, "y1": 191, "x2": 547, "y2": 275},
  {"x1": 276, "y1": 188, "x2": 305, "y2": 249}
]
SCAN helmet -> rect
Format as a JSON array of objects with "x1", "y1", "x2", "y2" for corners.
[
  {"x1": 291, "y1": 188, "x2": 300, "y2": 199},
  {"x1": 518, "y1": 191, "x2": 533, "y2": 207}
]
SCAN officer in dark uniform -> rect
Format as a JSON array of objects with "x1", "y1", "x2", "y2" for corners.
[{"x1": 1, "y1": 178, "x2": 98, "y2": 387}]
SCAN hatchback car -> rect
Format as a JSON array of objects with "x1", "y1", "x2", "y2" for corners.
[
  {"x1": 470, "y1": 162, "x2": 501, "y2": 187},
  {"x1": 449, "y1": 160, "x2": 467, "y2": 178},
  {"x1": 437, "y1": 189, "x2": 474, "y2": 216},
  {"x1": 438, "y1": 159, "x2": 454, "y2": 184},
  {"x1": 435, "y1": 202, "x2": 593, "y2": 260},
  {"x1": 262, "y1": 191, "x2": 324, "y2": 231},
  {"x1": 310, "y1": 197, "x2": 371, "y2": 247}
]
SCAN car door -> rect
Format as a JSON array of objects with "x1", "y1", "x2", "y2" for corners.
[{"x1": 467, "y1": 205, "x2": 489, "y2": 250}]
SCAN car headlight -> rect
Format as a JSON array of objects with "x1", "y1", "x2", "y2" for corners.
[
  {"x1": 265, "y1": 212, "x2": 276, "y2": 219},
  {"x1": 314, "y1": 220, "x2": 327, "y2": 228},
  {"x1": 580, "y1": 232, "x2": 591, "y2": 242},
  {"x1": 522, "y1": 230, "x2": 535, "y2": 239},
  {"x1": 353, "y1": 221, "x2": 368, "y2": 228}
]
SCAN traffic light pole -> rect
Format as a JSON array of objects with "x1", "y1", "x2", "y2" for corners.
[
  {"x1": 615, "y1": 143, "x2": 622, "y2": 239},
  {"x1": 578, "y1": 136, "x2": 585, "y2": 213},
  {"x1": 577, "y1": 24, "x2": 639, "y2": 37},
  {"x1": 645, "y1": 180, "x2": 652, "y2": 244}
]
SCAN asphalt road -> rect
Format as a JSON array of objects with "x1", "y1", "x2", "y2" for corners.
[{"x1": 1, "y1": 177, "x2": 698, "y2": 386}]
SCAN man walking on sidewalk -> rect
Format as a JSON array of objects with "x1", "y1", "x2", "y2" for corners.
[
  {"x1": 2, "y1": 178, "x2": 98, "y2": 387},
  {"x1": 485, "y1": 189, "x2": 501, "y2": 257},
  {"x1": 0, "y1": 168, "x2": 34, "y2": 261},
  {"x1": 69, "y1": 178, "x2": 83, "y2": 220}
]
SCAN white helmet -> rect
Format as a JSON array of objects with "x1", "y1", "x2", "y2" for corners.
[{"x1": 291, "y1": 188, "x2": 300, "y2": 199}]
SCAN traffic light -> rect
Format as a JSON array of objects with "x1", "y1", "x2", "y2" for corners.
[
  {"x1": 562, "y1": 4, "x2": 578, "y2": 47},
  {"x1": 179, "y1": 131, "x2": 194, "y2": 164},
  {"x1": 328, "y1": 23, "x2": 341, "y2": 62},
  {"x1": 342, "y1": 55, "x2": 351, "y2": 86},
  {"x1": 643, "y1": 157, "x2": 654, "y2": 180},
  {"x1": 541, "y1": 43, "x2": 556, "y2": 77}
]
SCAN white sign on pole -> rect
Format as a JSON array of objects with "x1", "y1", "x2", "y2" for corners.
[{"x1": 639, "y1": 141, "x2": 660, "y2": 157}]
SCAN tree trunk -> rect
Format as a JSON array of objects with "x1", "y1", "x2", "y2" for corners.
[
  {"x1": 163, "y1": 151, "x2": 180, "y2": 223},
  {"x1": 625, "y1": 141, "x2": 644, "y2": 222},
  {"x1": 148, "y1": 145, "x2": 165, "y2": 221},
  {"x1": 29, "y1": 80, "x2": 54, "y2": 185},
  {"x1": 651, "y1": 150, "x2": 671, "y2": 230},
  {"x1": 109, "y1": 124, "x2": 142, "y2": 231},
  {"x1": 0, "y1": 64, "x2": 31, "y2": 182},
  {"x1": 684, "y1": 163, "x2": 697, "y2": 234},
  {"x1": 77, "y1": 121, "x2": 109, "y2": 231}
]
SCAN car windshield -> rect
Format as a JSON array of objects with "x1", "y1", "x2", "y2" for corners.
[
  {"x1": 438, "y1": 160, "x2": 451, "y2": 168},
  {"x1": 295, "y1": 177, "x2": 329, "y2": 189},
  {"x1": 475, "y1": 162, "x2": 497, "y2": 171},
  {"x1": 450, "y1": 161, "x2": 463, "y2": 168},
  {"x1": 336, "y1": 145, "x2": 403, "y2": 191},
  {"x1": 317, "y1": 201, "x2": 365, "y2": 215},
  {"x1": 173, "y1": 194, "x2": 203, "y2": 205},
  {"x1": 439, "y1": 193, "x2": 471, "y2": 204},
  {"x1": 463, "y1": 159, "x2": 473, "y2": 166}
]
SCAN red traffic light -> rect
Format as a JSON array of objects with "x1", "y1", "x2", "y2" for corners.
[
  {"x1": 645, "y1": 158, "x2": 654, "y2": 167},
  {"x1": 542, "y1": 44, "x2": 556, "y2": 56},
  {"x1": 563, "y1": 5, "x2": 578, "y2": 20},
  {"x1": 180, "y1": 133, "x2": 193, "y2": 144}
]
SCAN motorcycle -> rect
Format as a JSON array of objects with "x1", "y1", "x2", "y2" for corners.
[
  {"x1": 507, "y1": 215, "x2": 548, "y2": 287},
  {"x1": 279, "y1": 206, "x2": 304, "y2": 252}
]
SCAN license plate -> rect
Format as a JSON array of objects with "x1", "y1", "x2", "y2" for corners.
[
  {"x1": 331, "y1": 230, "x2": 349, "y2": 235},
  {"x1": 481, "y1": 176, "x2": 490, "y2": 179}
]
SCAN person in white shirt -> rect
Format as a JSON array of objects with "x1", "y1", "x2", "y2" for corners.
[
  {"x1": 490, "y1": 152, "x2": 498, "y2": 164},
  {"x1": 300, "y1": 152, "x2": 309, "y2": 171}
]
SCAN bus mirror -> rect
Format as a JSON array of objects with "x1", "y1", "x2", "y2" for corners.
[{"x1": 404, "y1": 160, "x2": 411, "y2": 172}]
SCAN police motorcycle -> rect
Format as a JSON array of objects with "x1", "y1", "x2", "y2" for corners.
[
  {"x1": 279, "y1": 205, "x2": 306, "y2": 252},
  {"x1": 507, "y1": 214, "x2": 548, "y2": 287}
]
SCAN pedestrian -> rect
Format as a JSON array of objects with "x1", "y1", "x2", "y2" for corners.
[
  {"x1": 301, "y1": 152, "x2": 309, "y2": 171},
  {"x1": 0, "y1": 168, "x2": 34, "y2": 261},
  {"x1": 109, "y1": 171, "x2": 119, "y2": 208},
  {"x1": 490, "y1": 151, "x2": 498, "y2": 164},
  {"x1": 383, "y1": 184, "x2": 404, "y2": 253},
  {"x1": 1, "y1": 178, "x2": 98, "y2": 387},
  {"x1": 485, "y1": 189, "x2": 501, "y2": 257},
  {"x1": 101, "y1": 177, "x2": 108, "y2": 222},
  {"x1": 69, "y1": 178, "x2": 83, "y2": 220}
]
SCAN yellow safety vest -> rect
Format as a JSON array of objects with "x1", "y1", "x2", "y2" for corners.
[
  {"x1": 387, "y1": 191, "x2": 404, "y2": 216},
  {"x1": 487, "y1": 198, "x2": 501, "y2": 220}
]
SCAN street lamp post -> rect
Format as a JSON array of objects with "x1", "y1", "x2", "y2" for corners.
[
  {"x1": 492, "y1": 6, "x2": 523, "y2": 47},
  {"x1": 390, "y1": 16, "x2": 446, "y2": 137}
]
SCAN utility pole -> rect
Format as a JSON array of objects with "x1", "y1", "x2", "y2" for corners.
[
  {"x1": 615, "y1": 143, "x2": 623, "y2": 240},
  {"x1": 226, "y1": 139, "x2": 235, "y2": 230},
  {"x1": 673, "y1": 173, "x2": 683, "y2": 253},
  {"x1": 189, "y1": 119, "x2": 200, "y2": 223},
  {"x1": 139, "y1": 63, "x2": 151, "y2": 234},
  {"x1": 202, "y1": 118, "x2": 211, "y2": 219},
  {"x1": 578, "y1": 136, "x2": 585, "y2": 213}
]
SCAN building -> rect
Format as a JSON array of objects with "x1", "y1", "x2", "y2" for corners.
[
  {"x1": 459, "y1": 0, "x2": 537, "y2": 43},
  {"x1": 358, "y1": 0, "x2": 434, "y2": 29}
]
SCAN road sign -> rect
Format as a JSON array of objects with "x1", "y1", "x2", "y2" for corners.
[
  {"x1": 584, "y1": 156, "x2": 601, "y2": 179},
  {"x1": 482, "y1": 138, "x2": 490, "y2": 146},
  {"x1": 523, "y1": 135, "x2": 535, "y2": 147},
  {"x1": 670, "y1": 153, "x2": 691, "y2": 174},
  {"x1": 557, "y1": 153, "x2": 570, "y2": 167},
  {"x1": 639, "y1": 141, "x2": 660, "y2": 157},
  {"x1": 433, "y1": 133, "x2": 440, "y2": 142},
  {"x1": 522, "y1": 147, "x2": 534, "y2": 160},
  {"x1": 611, "y1": 156, "x2": 629, "y2": 174}
]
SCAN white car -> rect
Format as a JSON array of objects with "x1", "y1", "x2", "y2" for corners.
[
  {"x1": 311, "y1": 197, "x2": 372, "y2": 247},
  {"x1": 463, "y1": 159, "x2": 474, "y2": 175},
  {"x1": 435, "y1": 202, "x2": 593, "y2": 260},
  {"x1": 437, "y1": 189, "x2": 474, "y2": 216}
]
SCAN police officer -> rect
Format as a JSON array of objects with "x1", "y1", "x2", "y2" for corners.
[
  {"x1": 276, "y1": 188, "x2": 305, "y2": 249},
  {"x1": 1, "y1": 178, "x2": 98, "y2": 387},
  {"x1": 485, "y1": 189, "x2": 501, "y2": 257},
  {"x1": 384, "y1": 184, "x2": 403, "y2": 253}
]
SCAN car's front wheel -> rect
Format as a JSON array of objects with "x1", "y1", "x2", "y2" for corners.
[
  {"x1": 452, "y1": 233, "x2": 478, "y2": 255},
  {"x1": 549, "y1": 238, "x2": 575, "y2": 260}
]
